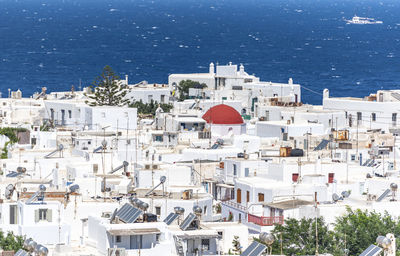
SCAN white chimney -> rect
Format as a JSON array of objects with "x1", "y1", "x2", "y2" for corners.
[
  {"x1": 125, "y1": 75, "x2": 129, "y2": 85},
  {"x1": 209, "y1": 62, "x2": 215, "y2": 74},
  {"x1": 239, "y1": 64, "x2": 245, "y2": 75}
]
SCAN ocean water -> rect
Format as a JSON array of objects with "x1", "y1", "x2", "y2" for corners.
[{"x1": 1, "y1": 0, "x2": 400, "y2": 104}]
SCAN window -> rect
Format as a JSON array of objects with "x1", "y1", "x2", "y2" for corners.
[
  {"x1": 351, "y1": 154, "x2": 356, "y2": 161},
  {"x1": 258, "y1": 193, "x2": 265, "y2": 202},
  {"x1": 372, "y1": 113, "x2": 376, "y2": 121},
  {"x1": 203, "y1": 206, "x2": 207, "y2": 214},
  {"x1": 116, "y1": 236, "x2": 122, "y2": 243},
  {"x1": 246, "y1": 191, "x2": 250, "y2": 202},
  {"x1": 357, "y1": 112, "x2": 362, "y2": 121},
  {"x1": 155, "y1": 135, "x2": 163, "y2": 142},
  {"x1": 201, "y1": 239, "x2": 210, "y2": 251},
  {"x1": 245, "y1": 168, "x2": 249, "y2": 177},
  {"x1": 155, "y1": 207, "x2": 161, "y2": 216},
  {"x1": 9, "y1": 205, "x2": 17, "y2": 224},
  {"x1": 35, "y1": 209, "x2": 52, "y2": 222},
  {"x1": 161, "y1": 95, "x2": 165, "y2": 103},
  {"x1": 68, "y1": 110, "x2": 72, "y2": 118},
  {"x1": 393, "y1": 113, "x2": 397, "y2": 122},
  {"x1": 233, "y1": 164, "x2": 237, "y2": 176}
]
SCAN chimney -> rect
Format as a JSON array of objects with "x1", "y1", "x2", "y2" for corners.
[{"x1": 209, "y1": 62, "x2": 215, "y2": 74}]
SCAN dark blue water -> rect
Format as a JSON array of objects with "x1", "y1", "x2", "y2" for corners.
[{"x1": 1, "y1": 0, "x2": 400, "y2": 104}]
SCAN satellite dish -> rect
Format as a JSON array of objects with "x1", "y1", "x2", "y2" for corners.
[
  {"x1": 58, "y1": 144, "x2": 64, "y2": 151},
  {"x1": 39, "y1": 184, "x2": 46, "y2": 192},
  {"x1": 123, "y1": 161, "x2": 129, "y2": 167},
  {"x1": 160, "y1": 176, "x2": 167, "y2": 183},
  {"x1": 101, "y1": 140, "x2": 107, "y2": 148},
  {"x1": 332, "y1": 193, "x2": 340, "y2": 202}
]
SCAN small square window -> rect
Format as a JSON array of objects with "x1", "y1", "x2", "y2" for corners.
[
  {"x1": 155, "y1": 206, "x2": 161, "y2": 216},
  {"x1": 116, "y1": 236, "x2": 121, "y2": 243}
]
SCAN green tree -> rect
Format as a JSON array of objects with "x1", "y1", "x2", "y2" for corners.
[
  {"x1": 177, "y1": 80, "x2": 207, "y2": 101},
  {"x1": 0, "y1": 231, "x2": 24, "y2": 252},
  {"x1": 232, "y1": 236, "x2": 242, "y2": 255},
  {"x1": 85, "y1": 65, "x2": 130, "y2": 106},
  {"x1": 129, "y1": 100, "x2": 173, "y2": 116},
  {"x1": 334, "y1": 207, "x2": 400, "y2": 256},
  {"x1": 257, "y1": 217, "x2": 336, "y2": 256},
  {"x1": 0, "y1": 127, "x2": 28, "y2": 159}
]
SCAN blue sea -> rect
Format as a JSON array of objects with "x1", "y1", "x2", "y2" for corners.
[{"x1": 1, "y1": 0, "x2": 400, "y2": 104}]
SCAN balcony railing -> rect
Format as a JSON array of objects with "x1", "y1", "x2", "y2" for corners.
[
  {"x1": 222, "y1": 200, "x2": 247, "y2": 212},
  {"x1": 248, "y1": 214, "x2": 284, "y2": 226}
]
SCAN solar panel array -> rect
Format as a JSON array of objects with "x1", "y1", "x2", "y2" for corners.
[
  {"x1": 164, "y1": 212, "x2": 179, "y2": 225},
  {"x1": 241, "y1": 241, "x2": 267, "y2": 256},
  {"x1": 15, "y1": 249, "x2": 30, "y2": 256},
  {"x1": 362, "y1": 159, "x2": 372, "y2": 166},
  {"x1": 359, "y1": 244, "x2": 382, "y2": 256},
  {"x1": 116, "y1": 203, "x2": 143, "y2": 223},
  {"x1": 180, "y1": 213, "x2": 196, "y2": 230},
  {"x1": 314, "y1": 139, "x2": 330, "y2": 151},
  {"x1": 376, "y1": 189, "x2": 391, "y2": 202},
  {"x1": 367, "y1": 160, "x2": 376, "y2": 167},
  {"x1": 6, "y1": 171, "x2": 21, "y2": 178}
]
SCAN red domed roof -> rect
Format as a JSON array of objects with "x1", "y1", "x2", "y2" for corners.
[{"x1": 202, "y1": 104, "x2": 244, "y2": 125}]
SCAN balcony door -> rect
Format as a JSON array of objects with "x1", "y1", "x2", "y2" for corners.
[{"x1": 237, "y1": 189, "x2": 241, "y2": 204}]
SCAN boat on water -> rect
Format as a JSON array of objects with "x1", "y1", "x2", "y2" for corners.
[{"x1": 345, "y1": 15, "x2": 383, "y2": 24}]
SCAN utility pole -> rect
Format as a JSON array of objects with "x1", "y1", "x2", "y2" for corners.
[
  {"x1": 356, "y1": 117, "x2": 359, "y2": 160},
  {"x1": 314, "y1": 191, "x2": 319, "y2": 256},
  {"x1": 394, "y1": 135, "x2": 397, "y2": 170}
]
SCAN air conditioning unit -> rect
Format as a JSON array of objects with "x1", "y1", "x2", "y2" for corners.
[{"x1": 107, "y1": 248, "x2": 126, "y2": 256}]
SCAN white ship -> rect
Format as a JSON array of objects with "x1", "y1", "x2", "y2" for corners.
[{"x1": 345, "y1": 15, "x2": 383, "y2": 24}]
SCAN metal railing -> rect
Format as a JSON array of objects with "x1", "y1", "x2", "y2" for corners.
[
  {"x1": 221, "y1": 200, "x2": 247, "y2": 212},
  {"x1": 248, "y1": 214, "x2": 284, "y2": 226}
]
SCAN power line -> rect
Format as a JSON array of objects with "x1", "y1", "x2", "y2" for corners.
[{"x1": 301, "y1": 85, "x2": 323, "y2": 96}]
